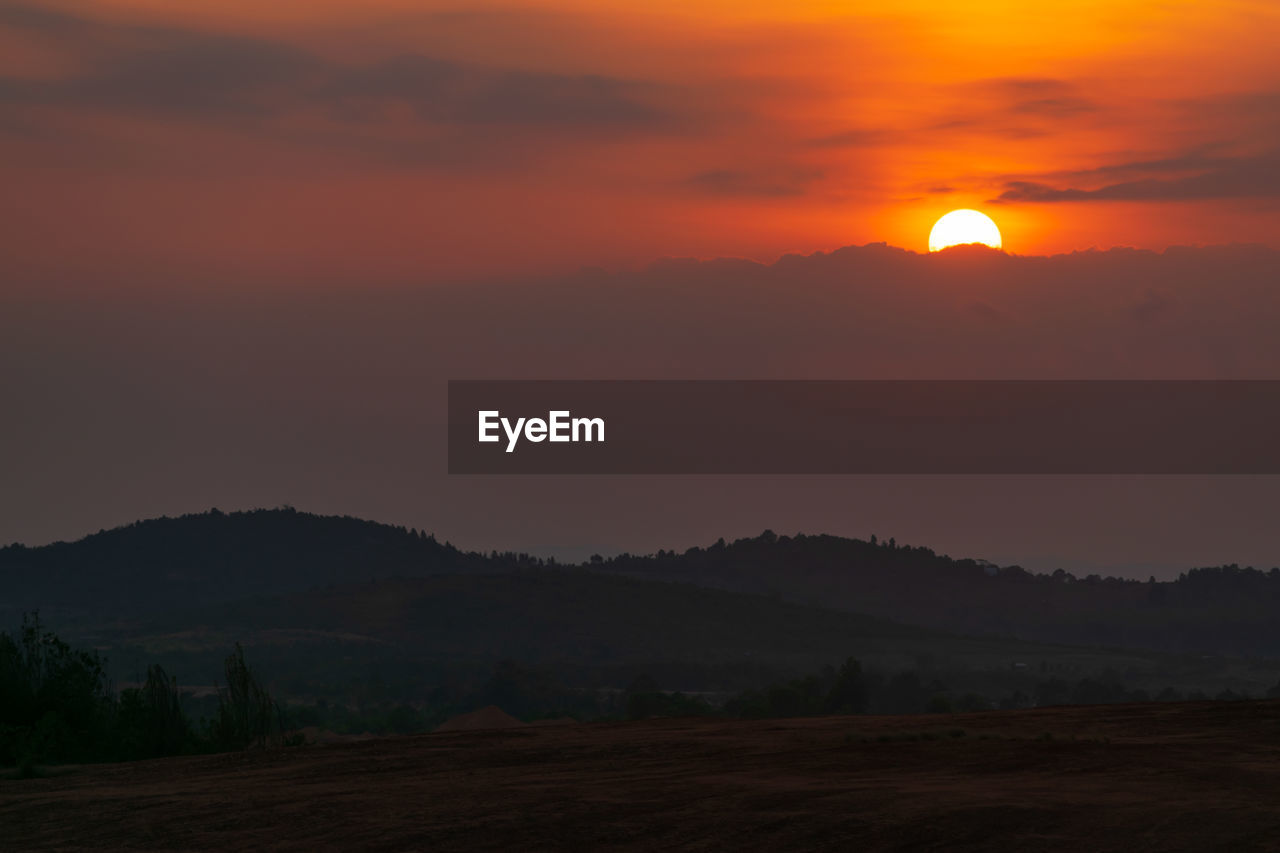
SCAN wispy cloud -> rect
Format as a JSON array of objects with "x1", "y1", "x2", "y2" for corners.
[
  {"x1": 0, "y1": 3, "x2": 684, "y2": 137},
  {"x1": 684, "y1": 167, "x2": 824, "y2": 198},
  {"x1": 992, "y1": 148, "x2": 1280, "y2": 202}
]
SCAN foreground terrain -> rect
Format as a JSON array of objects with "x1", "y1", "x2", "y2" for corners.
[{"x1": 5, "y1": 700, "x2": 1280, "y2": 851}]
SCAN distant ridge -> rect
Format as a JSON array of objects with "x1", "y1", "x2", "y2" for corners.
[
  {"x1": 5, "y1": 508, "x2": 1280, "y2": 656},
  {"x1": 1, "y1": 508, "x2": 475, "y2": 615},
  {"x1": 593, "y1": 532, "x2": 1280, "y2": 655}
]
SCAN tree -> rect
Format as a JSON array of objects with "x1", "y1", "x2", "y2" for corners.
[
  {"x1": 925, "y1": 694, "x2": 954, "y2": 713},
  {"x1": 116, "y1": 664, "x2": 191, "y2": 760},
  {"x1": 825, "y1": 658, "x2": 868, "y2": 715},
  {"x1": 624, "y1": 673, "x2": 662, "y2": 719},
  {"x1": 0, "y1": 612, "x2": 113, "y2": 768},
  {"x1": 210, "y1": 644, "x2": 280, "y2": 750}
]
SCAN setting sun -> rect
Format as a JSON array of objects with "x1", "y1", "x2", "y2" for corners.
[{"x1": 928, "y1": 210, "x2": 1003, "y2": 252}]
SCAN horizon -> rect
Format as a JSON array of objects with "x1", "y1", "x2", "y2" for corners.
[
  {"x1": 6, "y1": 504, "x2": 1276, "y2": 583},
  {"x1": 2, "y1": 239, "x2": 1280, "y2": 571},
  {"x1": 6, "y1": 3, "x2": 1280, "y2": 847},
  {"x1": 6, "y1": 241, "x2": 1280, "y2": 574}
]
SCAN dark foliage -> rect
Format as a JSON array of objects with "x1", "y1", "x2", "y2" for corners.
[
  {"x1": 598, "y1": 531, "x2": 1280, "y2": 656},
  {"x1": 723, "y1": 657, "x2": 869, "y2": 719},
  {"x1": 0, "y1": 613, "x2": 114, "y2": 769},
  {"x1": 7, "y1": 510, "x2": 1280, "y2": 656},
  {"x1": 1, "y1": 616, "x2": 280, "y2": 771},
  {"x1": 210, "y1": 644, "x2": 281, "y2": 750},
  {"x1": 722, "y1": 660, "x2": 1256, "y2": 720},
  {"x1": 115, "y1": 664, "x2": 192, "y2": 760},
  {"x1": 5, "y1": 511, "x2": 1280, "y2": 752}
]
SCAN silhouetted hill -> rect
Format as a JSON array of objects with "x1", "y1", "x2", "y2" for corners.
[
  {"x1": 5, "y1": 509, "x2": 1280, "y2": 658},
  {"x1": 0, "y1": 508, "x2": 482, "y2": 617},
  {"x1": 597, "y1": 532, "x2": 1280, "y2": 655}
]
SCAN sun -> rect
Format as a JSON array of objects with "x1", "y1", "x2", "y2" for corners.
[{"x1": 928, "y1": 209, "x2": 1002, "y2": 252}]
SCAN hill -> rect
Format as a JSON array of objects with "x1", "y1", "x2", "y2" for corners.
[
  {"x1": 6, "y1": 508, "x2": 1280, "y2": 660},
  {"x1": 0, "y1": 508, "x2": 480, "y2": 619},
  {"x1": 598, "y1": 531, "x2": 1280, "y2": 656}
]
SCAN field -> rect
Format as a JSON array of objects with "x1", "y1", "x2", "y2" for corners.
[{"x1": 5, "y1": 701, "x2": 1280, "y2": 851}]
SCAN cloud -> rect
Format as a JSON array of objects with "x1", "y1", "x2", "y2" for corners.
[
  {"x1": 974, "y1": 77, "x2": 1100, "y2": 117},
  {"x1": 991, "y1": 149, "x2": 1280, "y2": 202},
  {"x1": 0, "y1": 33, "x2": 322, "y2": 120},
  {"x1": 986, "y1": 89, "x2": 1280, "y2": 203},
  {"x1": 1010, "y1": 97, "x2": 1097, "y2": 117},
  {"x1": 325, "y1": 56, "x2": 668, "y2": 128},
  {"x1": 904, "y1": 78, "x2": 1105, "y2": 148},
  {"x1": 0, "y1": 1, "x2": 87, "y2": 30},
  {"x1": 0, "y1": 2, "x2": 680, "y2": 131},
  {"x1": 983, "y1": 77, "x2": 1073, "y2": 93},
  {"x1": 683, "y1": 167, "x2": 824, "y2": 198},
  {"x1": 807, "y1": 128, "x2": 893, "y2": 148},
  {"x1": 809, "y1": 80, "x2": 1098, "y2": 154}
]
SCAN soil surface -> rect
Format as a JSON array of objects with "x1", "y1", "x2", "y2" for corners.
[
  {"x1": 5, "y1": 700, "x2": 1280, "y2": 851},
  {"x1": 434, "y1": 705, "x2": 526, "y2": 733}
]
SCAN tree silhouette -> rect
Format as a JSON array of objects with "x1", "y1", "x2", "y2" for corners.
[
  {"x1": 825, "y1": 657, "x2": 868, "y2": 714},
  {"x1": 211, "y1": 644, "x2": 280, "y2": 750}
]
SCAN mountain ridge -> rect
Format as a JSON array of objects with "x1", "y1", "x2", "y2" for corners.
[{"x1": 5, "y1": 508, "x2": 1280, "y2": 656}]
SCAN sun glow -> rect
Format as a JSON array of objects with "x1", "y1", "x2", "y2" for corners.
[{"x1": 928, "y1": 209, "x2": 1003, "y2": 252}]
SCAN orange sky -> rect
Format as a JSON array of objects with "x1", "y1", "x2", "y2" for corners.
[{"x1": 1, "y1": 0, "x2": 1278, "y2": 283}]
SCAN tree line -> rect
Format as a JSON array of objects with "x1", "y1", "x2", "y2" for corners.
[
  {"x1": 9, "y1": 614, "x2": 1280, "y2": 777},
  {"x1": 1, "y1": 613, "x2": 284, "y2": 777}
]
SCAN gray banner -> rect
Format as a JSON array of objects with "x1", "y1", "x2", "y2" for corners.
[{"x1": 448, "y1": 380, "x2": 1280, "y2": 474}]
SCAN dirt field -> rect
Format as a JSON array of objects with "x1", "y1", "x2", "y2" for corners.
[{"x1": 5, "y1": 701, "x2": 1280, "y2": 851}]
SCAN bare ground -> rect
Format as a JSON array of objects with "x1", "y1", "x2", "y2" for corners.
[{"x1": 5, "y1": 701, "x2": 1280, "y2": 852}]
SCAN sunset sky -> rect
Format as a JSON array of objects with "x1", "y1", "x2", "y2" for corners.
[
  {"x1": 2, "y1": 0, "x2": 1278, "y2": 284},
  {"x1": 3, "y1": 1, "x2": 1280, "y2": 574}
]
